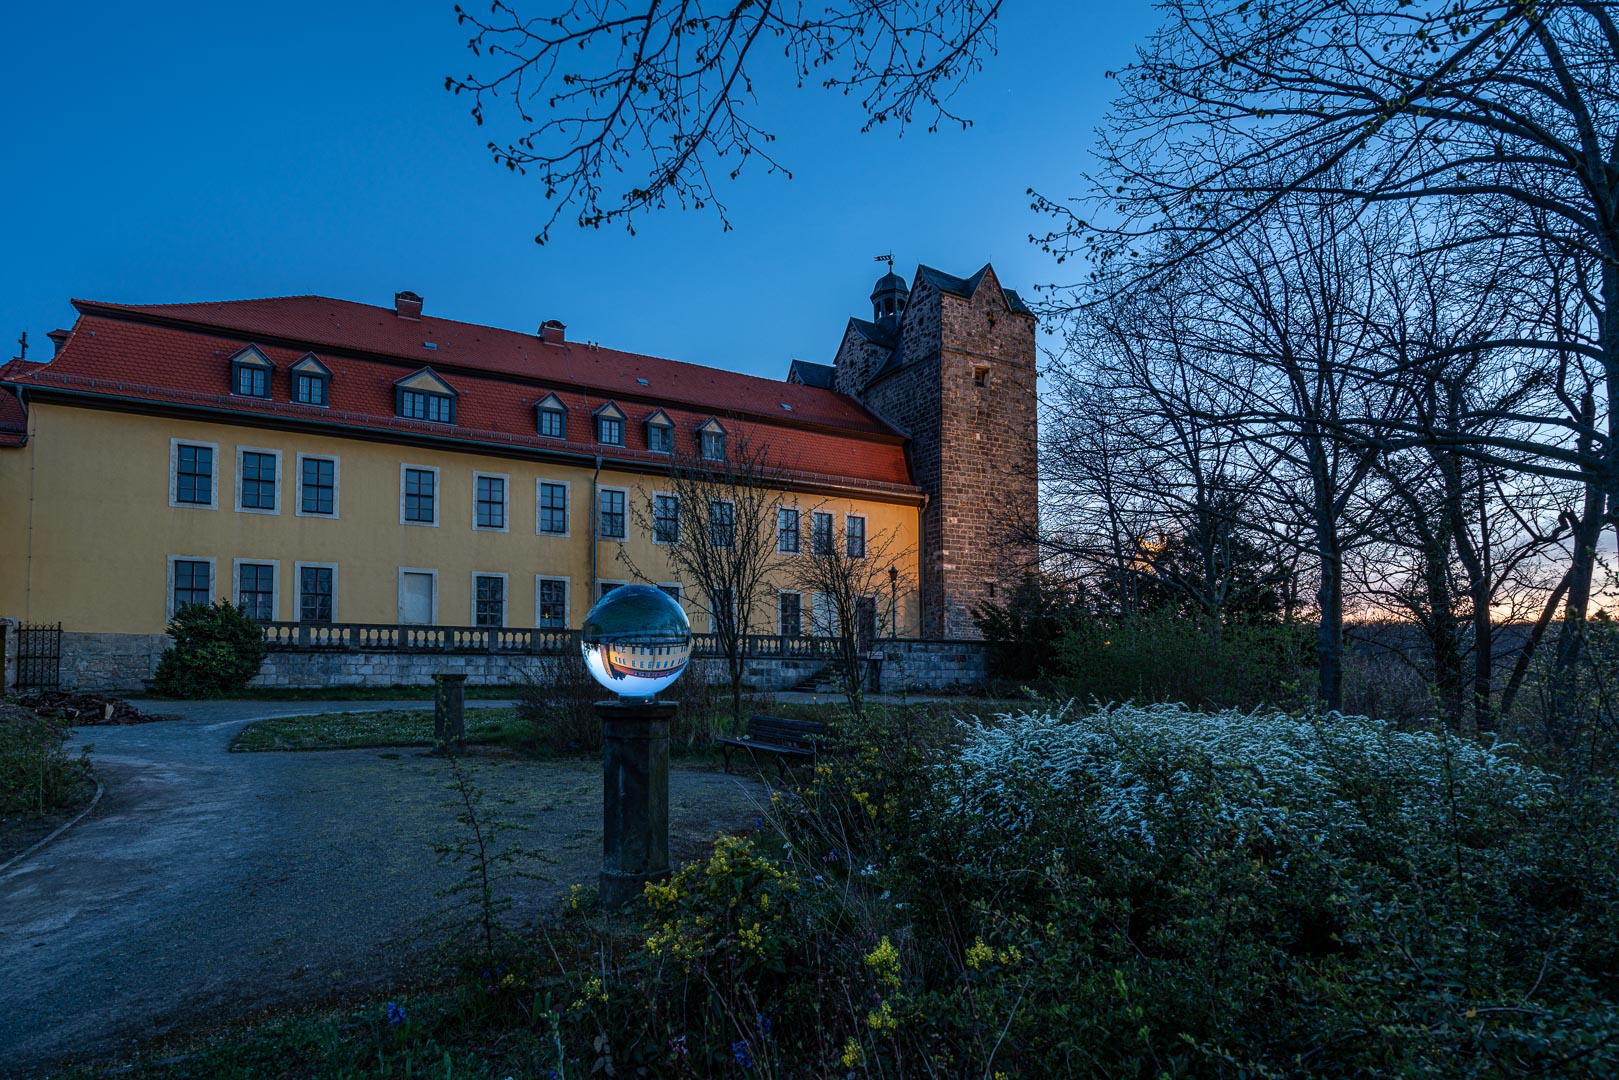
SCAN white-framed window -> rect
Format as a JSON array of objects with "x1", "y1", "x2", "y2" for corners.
[
  {"x1": 656, "y1": 582, "x2": 683, "y2": 603},
  {"x1": 473, "y1": 572, "x2": 508, "y2": 627},
  {"x1": 296, "y1": 562, "x2": 339, "y2": 623},
  {"x1": 845, "y1": 514, "x2": 867, "y2": 558},
  {"x1": 811, "y1": 511, "x2": 834, "y2": 557},
  {"x1": 235, "y1": 446, "x2": 282, "y2": 514},
  {"x1": 538, "y1": 479, "x2": 570, "y2": 536},
  {"x1": 777, "y1": 506, "x2": 800, "y2": 553},
  {"x1": 473, "y1": 471, "x2": 509, "y2": 532},
  {"x1": 652, "y1": 492, "x2": 680, "y2": 544},
  {"x1": 646, "y1": 415, "x2": 674, "y2": 453},
  {"x1": 697, "y1": 418, "x2": 727, "y2": 461},
  {"x1": 398, "y1": 387, "x2": 453, "y2": 423},
  {"x1": 535, "y1": 576, "x2": 570, "y2": 628},
  {"x1": 811, "y1": 591, "x2": 839, "y2": 637},
  {"x1": 166, "y1": 555, "x2": 217, "y2": 619},
  {"x1": 597, "y1": 579, "x2": 630, "y2": 600},
  {"x1": 778, "y1": 590, "x2": 803, "y2": 637},
  {"x1": 169, "y1": 439, "x2": 219, "y2": 509},
  {"x1": 709, "y1": 499, "x2": 735, "y2": 549},
  {"x1": 598, "y1": 486, "x2": 628, "y2": 540},
  {"x1": 400, "y1": 463, "x2": 440, "y2": 526},
  {"x1": 295, "y1": 453, "x2": 340, "y2": 518},
  {"x1": 232, "y1": 558, "x2": 279, "y2": 621},
  {"x1": 397, "y1": 566, "x2": 437, "y2": 625},
  {"x1": 536, "y1": 393, "x2": 567, "y2": 439}
]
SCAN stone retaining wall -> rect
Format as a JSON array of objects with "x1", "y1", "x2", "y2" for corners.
[
  {"x1": 50, "y1": 631, "x2": 986, "y2": 694},
  {"x1": 59, "y1": 632, "x2": 170, "y2": 692}
]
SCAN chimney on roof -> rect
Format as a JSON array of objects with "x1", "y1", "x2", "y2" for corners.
[
  {"x1": 540, "y1": 319, "x2": 566, "y2": 345},
  {"x1": 47, "y1": 329, "x2": 70, "y2": 357},
  {"x1": 394, "y1": 291, "x2": 424, "y2": 320}
]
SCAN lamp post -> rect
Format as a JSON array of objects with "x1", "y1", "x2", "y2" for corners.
[
  {"x1": 579, "y1": 584, "x2": 692, "y2": 910},
  {"x1": 888, "y1": 564, "x2": 898, "y2": 640}
]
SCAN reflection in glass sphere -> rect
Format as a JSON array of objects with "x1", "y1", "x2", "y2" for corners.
[{"x1": 580, "y1": 584, "x2": 692, "y2": 698}]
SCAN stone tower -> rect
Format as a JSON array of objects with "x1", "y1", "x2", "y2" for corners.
[{"x1": 807, "y1": 263, "x2": 1039, "y2": 638}]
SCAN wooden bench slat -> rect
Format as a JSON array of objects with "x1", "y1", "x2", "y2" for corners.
[{"x1": 718, "y1": 714, "x2": 831, "y2": 775}]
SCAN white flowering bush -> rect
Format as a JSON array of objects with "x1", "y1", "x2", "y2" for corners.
[
  {"x1": 896, "y1": 703, "x2": 1619, "y2": 1077},
  {"x1": 933, "y1": 701, "x2": 1551, "y2": 864}
]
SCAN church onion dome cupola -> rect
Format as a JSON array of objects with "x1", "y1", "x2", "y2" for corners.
[{"x1": 870, "y1": 269, "x2": 909, "y2": 322}]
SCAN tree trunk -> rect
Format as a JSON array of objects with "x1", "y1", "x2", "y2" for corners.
[
  {"x1": 1500, "y1": 565, "x2": 1572, "y2": 718},
  {"x1": 1316, "y1": 525, "x2": 1343, "y2": 712}
]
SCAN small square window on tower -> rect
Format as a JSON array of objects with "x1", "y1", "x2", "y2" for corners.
[{"x1": 973, "y1": 365, "x2": 990, "y2": 388}]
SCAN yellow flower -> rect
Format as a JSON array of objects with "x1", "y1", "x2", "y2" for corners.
[
  {"x1": 864, "y1": 936, "x2": 901, "y2": 990},
  {"x1": 966, "y1": 937, "x2": 995, "y2": 971},
  {"x1": 841, "y1": 1037, "x2": 865, "y2": 1068},
  {"x1": 868, "y1": 1001, "x2": 898, "y2": 1033}
]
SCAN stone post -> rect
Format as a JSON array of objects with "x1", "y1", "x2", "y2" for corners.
[
  {"x1": 433, "y1": 673, "x2": 467, "y2": 750},
  {"x1": 598, "y1": 697, "x2": 674, "y2": 910}
]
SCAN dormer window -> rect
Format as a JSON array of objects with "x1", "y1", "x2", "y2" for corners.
[
  {"x1": 535, "y1": 393, "x2": 567, "y2": 439},
  {"x1": 595, "y1": 402, "x2": 626, "y2": 446},
  {"x1": 228, "y1": 345, "x2": 273, "y2": 399},
  {"x1": 394, "y1": 368, "x2": 456, "y2": 424},
  {"x1": 697, "y1": 418, "x2": 727, "y2": 462},
  {"x1": 289, "y1": 354, "x2": 332, "y2": 407},
  {"x1": 645, "y1": 409, "x2": 674, "y2": 454}
]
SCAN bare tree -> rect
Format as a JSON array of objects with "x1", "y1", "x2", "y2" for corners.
[
  {"x1": 789, "y1": 510, "x2": 911, "y2": 717},
  {"x1": 1058, "y1": 0, "x2": 1619, "y2": 673},
  {"x1": 620, "y1": 432, "x2": 783, "y2": 726},
  {"x1": 447, "y1": 0, "x2": 1003, "y2": 242}
]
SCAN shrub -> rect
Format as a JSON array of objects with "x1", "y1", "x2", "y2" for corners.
[
  {"x1": 1054, "y1": 612, "x2": 1314, "y2": 709},
  {"x1": 0, "y1": 707, "x2": 90, "y2": 815},
  {"x1": 152, "y1": 601, "x2": 268, "y2": 698},
  {"x1": 909, "y1": 704, "x2": 1619, "y2": 1076},
  {"x1": 972, "y1": 573, "x2": 1084, "y2": 683},
  {"x1": 516, "y1": 654, "x2": 723, "y2": 753},
  {"x1": 514, "y1": 654, "x2": 600, "y2": 751}
]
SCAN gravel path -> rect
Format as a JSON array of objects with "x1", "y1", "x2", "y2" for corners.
[{"x1": 0, "y1": 701, "x2": 764, "y2": 1072}]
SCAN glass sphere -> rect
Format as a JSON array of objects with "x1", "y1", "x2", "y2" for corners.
[{"x1": 579, "y1": 584, "x2": 692, "y2": 698}]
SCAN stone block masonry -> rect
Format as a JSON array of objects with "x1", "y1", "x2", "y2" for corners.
[
  {"x1": 51, "y1": 631, "x2": 985, "y2": 694},
  {"x1": 846, "y1": 267, "x2": 1039, "y2": 639}
]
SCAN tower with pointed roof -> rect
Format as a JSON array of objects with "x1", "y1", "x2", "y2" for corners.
[{"x1": 818, "y1": 262, "x2": 1039, "y2": 638}]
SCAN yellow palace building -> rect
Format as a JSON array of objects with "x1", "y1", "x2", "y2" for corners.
[{"x1": 0, "y1": 265, "x2": 1036, "y2": 690}]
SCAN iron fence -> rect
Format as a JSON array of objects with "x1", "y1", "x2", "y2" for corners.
[{"x1": 15, "y1": 622, "x2": 62, "y2": 691}]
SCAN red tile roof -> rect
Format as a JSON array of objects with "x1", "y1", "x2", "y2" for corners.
[
  {"x1": 3, "y1": 300, "x2": 919, "y2": 496},
  {"x1": 77, "y1": 296, "x2": 894, "y2": 436},
  {"x1": 0, "y1": 381, "x2": 26, "y2": 446}
]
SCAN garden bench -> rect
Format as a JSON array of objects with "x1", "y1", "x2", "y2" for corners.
[{"x1": 716, "y1": 715, "x2": 830, "y2": 777}]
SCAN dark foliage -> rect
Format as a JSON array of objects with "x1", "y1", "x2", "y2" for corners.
[{"x1": 152, "y1": 601, "x2": 269, "y2": 699}]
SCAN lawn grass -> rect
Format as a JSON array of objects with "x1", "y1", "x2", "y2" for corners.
[
  {"x1": 174, "y1": 685, "x2": 521, "y2": 702},
  {"x1": 229, "y1": 708, "x2": 522, "y2": 752},
  {"x1": 226, "y1": 696, "x2": 1028, "y2": 756}
]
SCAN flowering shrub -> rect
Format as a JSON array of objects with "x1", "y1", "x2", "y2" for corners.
[
  {"x1": 644, "y1": 834, "x2": 803, "y2": 978},
  {"x1": 906, "y1": 703, "x2": 1619, "y2": 1076}
]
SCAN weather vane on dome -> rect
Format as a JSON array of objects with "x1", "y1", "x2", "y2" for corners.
[{"x1": 874, "y1": 252, "x2": 895, "y2": 273}]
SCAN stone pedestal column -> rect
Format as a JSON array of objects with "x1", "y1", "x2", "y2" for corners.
[
  {"x1": 433, "y1": 673, "x2": 467, "y2": 749},
  {"x1": 598, "y1": 698, "x2": 674, "y2": 909}
]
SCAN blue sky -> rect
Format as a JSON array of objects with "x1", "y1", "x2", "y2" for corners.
[{"x1": 0, "y1": 2, "x2": 1161, "y2": 380}]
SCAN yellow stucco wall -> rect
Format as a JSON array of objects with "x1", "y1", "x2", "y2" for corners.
[
  {"x1": 0, "y1": 418, "x2": 32, "y2": 623},
  {"x1": 1, "y1": 402, "x2": 922, "y2": 636}
]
